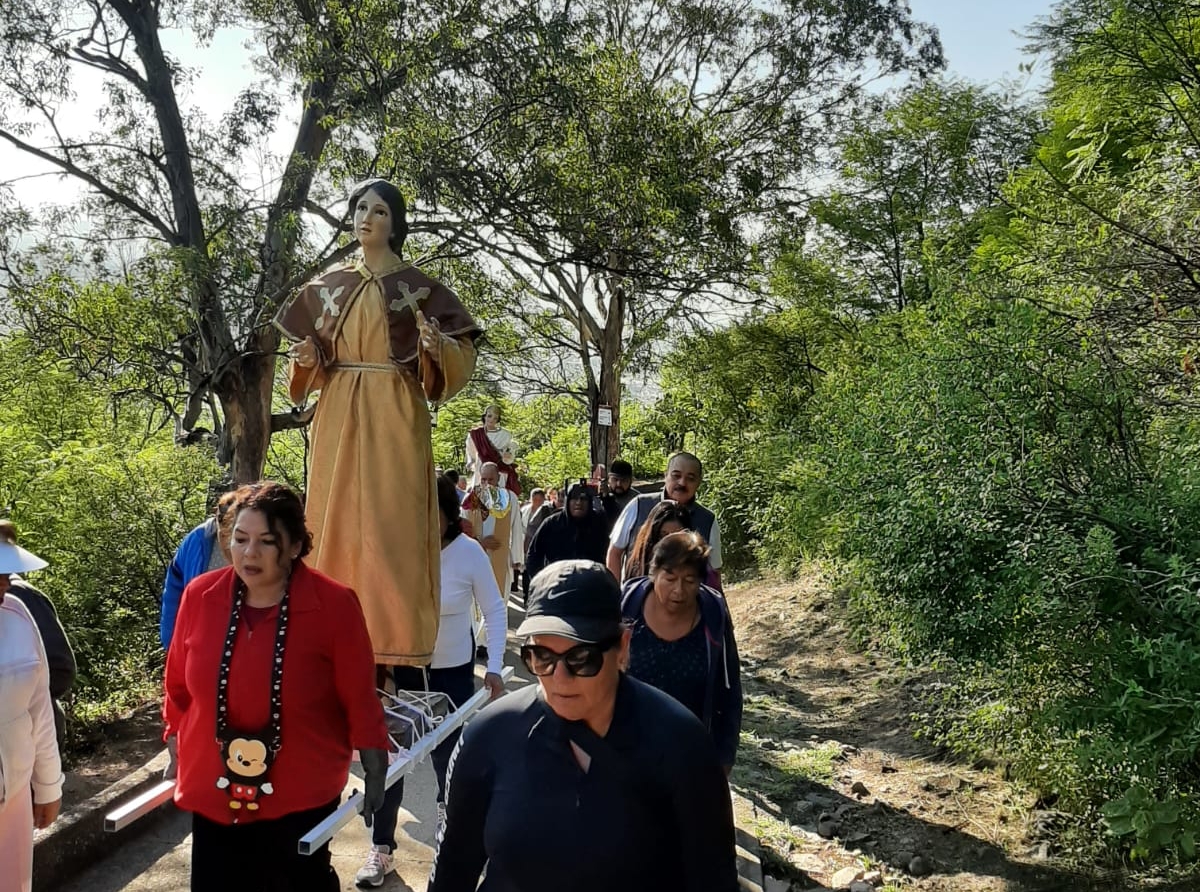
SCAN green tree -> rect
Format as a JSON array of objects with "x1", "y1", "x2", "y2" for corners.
[
  {"x1": 377, "y1": 0, "x2": 943, "y2": 467},
  {"x1": 0, "y1": 0, "x2": 536, "y2": 482},
  {"x1": 811, "y1": 79, "x2": 1037, "y2": 313},
  {"x1": 0, "y1": 330, "x2": 219, "y2": 720},
  {"x1": 993, "y1": 0, "x2": 1200, "y2": 405}
]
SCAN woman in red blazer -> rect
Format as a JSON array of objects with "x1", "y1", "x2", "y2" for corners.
[{"x1": 164, "y1": 482, "x2": 389, "y2": 892}]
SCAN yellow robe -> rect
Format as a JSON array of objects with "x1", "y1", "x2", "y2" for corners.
[
  {"x1": 466, "y1": 506, "x2": 515, "y2": 594},
  {"x1": 289, "y1": 259, "x2": 476, "y2": 666}
]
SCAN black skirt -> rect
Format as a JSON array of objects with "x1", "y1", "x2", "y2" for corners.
[{"x1": 189, "y1": 798, "x2": 340, "y2": 892}]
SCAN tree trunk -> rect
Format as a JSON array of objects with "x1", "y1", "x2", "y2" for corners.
[
  {"x1": 208, "y1": 76, "x2": 336, "y2": 483},
  {"x1": 217, "y1": 331, "x2": 278, "y2": 485},
  {"x1": 590, "y1": 282, "x2": 626, "y2": 469},
  {"x1": 589, "y1": 365, "x2": 623, "y2": 471}
]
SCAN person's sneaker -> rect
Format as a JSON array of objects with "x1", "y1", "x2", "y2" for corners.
[
  {"x1": 355, "y1": 845, "x2": 394, "y2": 887},
  {"x1": 435, "y1": 801, "x2": 447, "y2": 839}
]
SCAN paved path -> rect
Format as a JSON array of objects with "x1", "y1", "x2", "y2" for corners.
[
  {"x1": 59, "y1": 758, "x2": 444, "y2": 892},
  {"x1": 61, "y1": 597, "x2": 532, "y2": 892}
]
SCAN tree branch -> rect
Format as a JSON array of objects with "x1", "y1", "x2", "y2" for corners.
[
  {"x1": 304, "y1": 199, "x2": 349, "y2": 233},
  {"x1": 0, "y1": 128, "x2": 178, "y2": 243}
]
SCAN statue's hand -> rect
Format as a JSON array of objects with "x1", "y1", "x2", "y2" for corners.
[
  {"x1": 290, "y1": 337, "x2": 319, "y2": 369},
  {"x1": 417, "y1": 313, "x2": 443, "y2": 358}
]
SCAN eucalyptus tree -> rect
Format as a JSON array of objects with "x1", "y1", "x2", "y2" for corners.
[
  {"x1": 374, "y1": 0, "x2": 944, "y2": 466},
  {"x1": 0, "y1": 0, "x2": 524, "y2": 482}
]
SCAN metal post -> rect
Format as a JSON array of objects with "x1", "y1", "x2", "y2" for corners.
[
  {"x1": 297, "y1": 665, "x2": 514, "y2": 855},
  {"x1": 103, "y1": 779, "x2": 176, "y2": 832}
]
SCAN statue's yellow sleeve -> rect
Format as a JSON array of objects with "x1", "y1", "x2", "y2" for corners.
[{"x1": 420, "y1": 335, "x2": 477, "y2": 402}]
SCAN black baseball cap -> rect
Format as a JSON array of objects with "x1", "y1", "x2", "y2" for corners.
[
  {"x1": 609, "y1": 459, "x2": 633, "y2": 478},
  {"x1": 516, "y1": 560, "x2": 622, "y2": 643}
]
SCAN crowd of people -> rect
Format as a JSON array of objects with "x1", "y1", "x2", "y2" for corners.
[
  {"x1": 0, "y1": 175, "x2": 744, "y2": 892},
  {"x1": 1, "y1": 445, "x2": 743, "y2": 892}
]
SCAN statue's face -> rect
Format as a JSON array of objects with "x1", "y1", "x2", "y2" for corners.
[
  {"x1": 354, "y1": 187, "x2": 392, "y2": 251},
  {"x1": 484, "y1": 406, "x2": 500, "y2": 429}
]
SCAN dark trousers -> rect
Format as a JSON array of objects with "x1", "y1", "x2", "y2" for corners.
[
  {"x1": 372, "y1": 660, "x2": 476, "y2": 851},
  {"x1": 190, "y1": 798, "x2": 340, "y2": 892}
]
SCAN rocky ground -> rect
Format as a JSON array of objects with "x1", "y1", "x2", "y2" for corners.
[
  {"x1": 61, "y1": 701, "x2": 164, "y2": 804},
  {"x1": 724, "y1": 572, "x2": 1165, "y2": 892}
]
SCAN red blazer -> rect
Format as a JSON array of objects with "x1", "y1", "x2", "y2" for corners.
[{"x1": 163, "y1": 563, "x2": 388, "y2": 824}]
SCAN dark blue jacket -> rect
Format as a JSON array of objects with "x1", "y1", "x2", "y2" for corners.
[
  {"x1": 620, "y1": 577, "x2": 742, "y2": 767},
  {"x1": 8, "y1": 578, "x2": 76, "y2": 748},
  {"x1": 430, "y1": 675, "x2": 739, "y2": 892},
  {"x1": 159, "y1": 518, "x2": 217, "y2": 649}
]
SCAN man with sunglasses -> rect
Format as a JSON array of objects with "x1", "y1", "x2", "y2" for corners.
[{"x1": 428, "y1": 560, "x2": 739, "y2": 892}]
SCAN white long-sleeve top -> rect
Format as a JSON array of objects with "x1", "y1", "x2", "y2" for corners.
[
  {"x1": 0, "y1": 595, "x2": 63, "y2": 806},
  {"x1": 433, "y1": 534, "x2": 507, "y2": 674}
]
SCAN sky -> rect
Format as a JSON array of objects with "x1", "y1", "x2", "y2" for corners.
[
  {"x1": 0, "y1": 1, "x2": 1058, "y2": 212},
  {"x1": 909, "y1": 0, "x2": 1055, "y2": 89}
]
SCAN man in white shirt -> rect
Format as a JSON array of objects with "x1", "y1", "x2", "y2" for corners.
[{"x1": 606, "y1": 452, "x2": 722, "y2": 588}]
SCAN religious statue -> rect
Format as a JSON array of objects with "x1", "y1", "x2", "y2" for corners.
[
  {"x1": 275, "y1": 178, "x2": 481, "y2": 666},
  {"x1": 465, "y1": 404, "x2": 520, "y2": 495}
]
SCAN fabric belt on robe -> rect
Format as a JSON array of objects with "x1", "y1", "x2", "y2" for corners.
[{"x1": 330, "y1": 361, "x2": 398, "y2": 373}]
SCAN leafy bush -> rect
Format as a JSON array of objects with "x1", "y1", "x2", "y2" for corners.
[
  {"x1": 0, "y1": 336, "x2": 220, "y2": 725},
  {"x1": 794, "y1": 293, "x2": 1200, "y2": 861}
]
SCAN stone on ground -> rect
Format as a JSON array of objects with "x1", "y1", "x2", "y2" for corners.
[{"x1": 829, "y1": 865, "x2": 863, "y2": 889}]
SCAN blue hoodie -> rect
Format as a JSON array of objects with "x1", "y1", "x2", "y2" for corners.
[
  {"x1": 159, "y1": 518, "x2": 218, "y2": 648},
  {"x1": 620, "y1": 577, "x2": 742, "y2": 767}
]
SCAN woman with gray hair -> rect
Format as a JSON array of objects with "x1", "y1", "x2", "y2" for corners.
[{"x1": 620, "y1": 531, "x2": 742, "y2": 774}]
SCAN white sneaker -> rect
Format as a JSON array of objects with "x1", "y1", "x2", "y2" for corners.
[{"x1": 355, "y1": 844, "x2": 394, "y2": 887}]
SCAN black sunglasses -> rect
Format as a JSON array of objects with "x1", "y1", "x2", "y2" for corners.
[{"x1": 520, "y1": 637, "x2": 620, "y2": 678}]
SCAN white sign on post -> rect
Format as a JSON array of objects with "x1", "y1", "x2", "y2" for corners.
[{"x1": 597, "y1": 405, "x2": 613, "y2": 427}]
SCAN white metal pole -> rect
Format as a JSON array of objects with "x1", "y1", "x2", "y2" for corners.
[
  {"x1": 103, "y1": 779, "x2": 176, "y2": 832},
  {"x1": 297, "y1": 665, "x2": 514, "y2": 855}
]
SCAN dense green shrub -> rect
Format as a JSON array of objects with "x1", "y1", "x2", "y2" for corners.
[
  {"x1": 0, "y1": 336, "x2": 220, "y2": 723},
  {"x1": 792, "y1": 292, "x2": 1200, "y2": 860}
]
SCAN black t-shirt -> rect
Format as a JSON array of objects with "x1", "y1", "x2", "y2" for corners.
[
  {"x1": 601, "y1": 490, "x2": 636, "y2": 532},
  {"x1": 428, "y1": 675, "x2": 738, "y2": 892}
]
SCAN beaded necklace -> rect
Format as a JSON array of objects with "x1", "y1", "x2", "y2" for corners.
[{"x1": 215, "y1": 577, "x2": 291, "y2": 763}]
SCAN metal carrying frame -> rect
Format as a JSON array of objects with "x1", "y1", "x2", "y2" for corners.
[
  {"x1": 101, "y1": 665, "x2": 513, "y2": 848},
  {"x1": 297, "y1": 665, "x2": 513, "y2": 855},
  {"x1": 103, "y1": 779, "x2": 177, "y2": 833}
]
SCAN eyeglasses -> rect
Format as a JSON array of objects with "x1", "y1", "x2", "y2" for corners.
[{"x1": 520, "y1": 638, "x2": 619, "y2": 677}]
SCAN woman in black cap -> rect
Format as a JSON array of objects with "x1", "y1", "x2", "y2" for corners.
[{"x1": 428, "y1": 560, "x2": 739, "y2": 892}]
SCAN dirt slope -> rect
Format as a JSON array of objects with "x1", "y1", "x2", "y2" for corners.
[{"x1": 725, "y1": 572, "x2": 1136, "y2": 892}]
